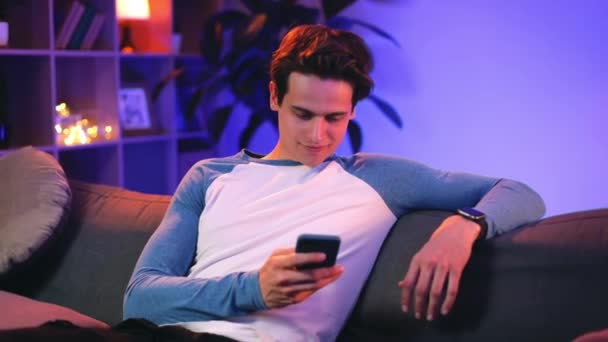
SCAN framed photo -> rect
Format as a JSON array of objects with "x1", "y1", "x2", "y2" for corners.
[{"x1": 118, "y1": 87, "x2": 151, "y2": 130}]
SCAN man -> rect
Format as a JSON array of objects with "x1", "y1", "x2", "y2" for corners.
[{"x1": 123, "y1": 24, "x2": 545, "y2": 341}]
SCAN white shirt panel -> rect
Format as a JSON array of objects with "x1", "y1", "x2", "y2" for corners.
[{"x1": 186, "y1": 160, "x2": 396, "y2": 341}]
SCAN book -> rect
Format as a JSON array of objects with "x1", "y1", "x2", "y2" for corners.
[
  {"x1": 67, "y1": 4, "x2": 97, "y2": 50},
  {"x1": 81, "y1": 13, "x2": 105, "y2": 50},
  {"x1": 56, "y1": 1, "x2": 85, "y2": 49},
  {"x1": 55, "y1": 1, "x2": 78, "y2": 48}
]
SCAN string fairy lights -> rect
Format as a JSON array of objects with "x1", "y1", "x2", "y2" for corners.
[{"x1": 54, "y1": 102, "x2": 114, "y2": 146}]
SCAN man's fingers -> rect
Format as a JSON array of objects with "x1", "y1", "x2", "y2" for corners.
[
  {"x1": 314, "y1": 268, "x2": 343, "y2": 288},
  {"x1": 413, "y1": 266, "x2": 433, "y2": 319},
  {"x1": 278, "y1": 265, "x2": 343, "y2": 286},
  {"x1": 398, "y1": 263, "x2": 420, "y2": 313},
  {"x1": 285, "y1": 269, "x2": 342, "y2": 293},
  {"x1": 276, "y1": 252, "x2": 326, "y2": 269},
  {"x1": 441, "y1": 270, "x2": 461, "y2": 316},
  {"x1": 426, "y1": 264, "x2": 448, "y2": 321},
  {"x1": 294, "y1": 252, "x2": 327, "y2": 268},
  {"x1": 271, "y1": 248, "x2": 295, "y2": 256},
  {"x1": 284, "y1": 281, "x2": 324, "y2": 295},
  {"x1": 308, "y1": 264, "x2": 343, "y2": 279},
  {"x1": 283, "y1": 266, "x2": 344, "y2": 303}
]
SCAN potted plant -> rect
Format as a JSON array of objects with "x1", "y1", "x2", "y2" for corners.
[{"x1": 155, "y1": 0, "x2": 402, "y2": 153}]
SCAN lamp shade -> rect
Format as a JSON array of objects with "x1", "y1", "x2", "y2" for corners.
[{"x1": 116, "y1": 0, "x2": 150, "y2": 20}]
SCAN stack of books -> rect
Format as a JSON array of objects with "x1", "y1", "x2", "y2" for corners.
[{"x1": 56, "y1": 1, "x2": 106, "y2": 50}]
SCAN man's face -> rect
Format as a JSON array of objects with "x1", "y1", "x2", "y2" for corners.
[{"x1": 269, "y1": 72, "x2": 355, "y2": 167}]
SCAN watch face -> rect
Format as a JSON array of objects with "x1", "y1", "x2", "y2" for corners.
[{"x1": 459, "y1": 207, "x2": 485, "y2": 219}]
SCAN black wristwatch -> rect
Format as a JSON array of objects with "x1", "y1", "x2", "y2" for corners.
[{"x1": 456, "y1": 207, "x2": 488, "y2": 241}]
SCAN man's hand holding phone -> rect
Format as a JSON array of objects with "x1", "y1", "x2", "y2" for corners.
[{"x1": 259, "y1": 234, "x2": 343, "y2": 308}]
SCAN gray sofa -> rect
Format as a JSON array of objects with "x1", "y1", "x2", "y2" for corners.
[{"x1": 1, "y1": 180, "x2": 607, "y2": 341}]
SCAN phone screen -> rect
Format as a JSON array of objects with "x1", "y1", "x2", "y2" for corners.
[{"x1": 296, "y1": 234, "x2": 341, "y2": 270}]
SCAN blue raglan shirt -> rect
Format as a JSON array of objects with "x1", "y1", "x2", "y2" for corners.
[{"x1": 124, "y1": 150, "x2": 545, "y2": 341}]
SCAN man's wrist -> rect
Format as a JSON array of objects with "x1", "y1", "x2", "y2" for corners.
[
  {"x1": 455, "y1": 207, "x2": 488, "y2": 241},
  {"x1": 448, "y1": 215, "x2": 483, "y2": 241},
  {"x1": 241, "y1": 271, "x2": 269, "y2": 311}
]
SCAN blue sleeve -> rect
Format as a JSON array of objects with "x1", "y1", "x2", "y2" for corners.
[
  {"x1": 343, "y1": 153, "x2": 546, "y2": 238},
  {"x1": 123, "y1": 161, "x2": 267, "y2": 324}
]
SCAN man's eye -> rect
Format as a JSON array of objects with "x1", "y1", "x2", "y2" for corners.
[
  {"x1": 327, "y1": 115, "x2": 343, "y2": 122},
  {"x1": 296, "y1": 112, "x2": 312, "y2": 120}
]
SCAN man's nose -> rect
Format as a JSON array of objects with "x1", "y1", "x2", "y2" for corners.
[{"x1": 310, "y1": 118, "x2": 327, "y2": 142}]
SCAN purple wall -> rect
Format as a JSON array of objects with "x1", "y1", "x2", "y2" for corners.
[{"x1": 232, "y1": 1, "x2": 608, "y2": 217}]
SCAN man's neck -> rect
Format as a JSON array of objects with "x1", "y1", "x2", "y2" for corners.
[{"x1": 262, "y1": 146, "x2": 281, "y2": 160}]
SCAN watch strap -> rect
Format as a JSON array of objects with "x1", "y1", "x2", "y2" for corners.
[{"x1": 456, "y1": 208, "x2": 488, "y2": 241}]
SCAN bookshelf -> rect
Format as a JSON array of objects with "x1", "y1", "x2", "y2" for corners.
[{"x1": 0, "y1": 0, "x2": 221, "y2": 194}]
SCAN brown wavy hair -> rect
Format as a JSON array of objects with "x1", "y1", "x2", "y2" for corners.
[{"x1": 270, "y1": 24, "x2": 374, "y2": 108}]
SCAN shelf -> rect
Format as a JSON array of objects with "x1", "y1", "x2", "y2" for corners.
[
  {"x1": 120, "y1": 53, "x2": 173, "y2": 59},
  {"x1": 173, "y1": 53, "x2": 202, "y2": 61},
  {"x1": 120, "y1": 56, "x2": 174, "y2": 135},
  {"x1": 0, "y1": 49, "x2": 52, "y2": 56},
  {"x1": 2, "y1": 0, "x2": 51, "y2": 50},
  {"x1": 0, "y1": 55, "x2": 53, "y2": 148},
  {"x1": 59, "y1": 144, "x2": 120, "y2": 186},
  {"x1": 118, "y1": 0, "x2": 172, "y2": 54},
  {"x1": 54, "y1": 51, "x2": 117, "y2": 57},
  {"x1": 177, "y1": 131, "x2": 209, "y2": 139},
  {"x1": 56, "y1": 139, "x2": 119, "y2": 152},
  {"x1": 0, "y1": 0, "x2": 222, "y2": 193},
  {"x1": 55, "y1": 56, "x2": 119, "y2": 136},
  {"x1": 122, "y1": 134, "x2": 172, "y2": 145},
  {"x1": 123, "y1": 140, "x2": 172, "y2": 194},
  {"x1": 53, "y1": 0, "x2": 117, "y2": 52}
]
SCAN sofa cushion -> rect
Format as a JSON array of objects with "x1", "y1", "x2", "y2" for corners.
[
  {"x1": 12, "y1": 180, "x2": 171, "y2": 325},
  {"x1": 0, "y1": 147, "x2": 71, "y2": 276},
  {"x1": 0, "y1": 290, "x2": 108, "y2": 330}
]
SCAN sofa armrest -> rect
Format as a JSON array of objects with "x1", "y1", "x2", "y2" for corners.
[
  {"x1": 341, "y1": 209, "x2": 608, "y2": 342},
  {"x1": 5, "y1": 180, "x2": 171, "y2": 325}
]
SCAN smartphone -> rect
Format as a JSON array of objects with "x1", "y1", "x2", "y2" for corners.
[{"x1": 295, "y1": 234, "x2": 341, "y2": 270}]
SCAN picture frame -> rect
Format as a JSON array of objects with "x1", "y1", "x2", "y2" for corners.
[{"x1": 118, "y1": 87, "x2": 152, "y2": 130}]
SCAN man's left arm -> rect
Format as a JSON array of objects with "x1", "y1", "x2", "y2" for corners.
[
  {"x1": 347, "y1": 154, "x2": 545, "y2": 321},
  {"x1": 398, "y1": 177, "x2": 545, "y2": 321}
]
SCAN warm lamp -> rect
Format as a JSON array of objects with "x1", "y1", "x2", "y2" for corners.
[{"x1": 116, "y1": 0, "x2": 150, "y2": 53}]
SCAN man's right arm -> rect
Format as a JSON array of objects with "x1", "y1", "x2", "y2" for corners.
[{"x1": 123, "y1": 164, "x2": 267, "y2": 325}]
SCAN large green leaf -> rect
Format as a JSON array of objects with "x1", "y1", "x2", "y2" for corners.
[
  {"x1": 327, "y1": 16, "x2": 400, "y2": 47},
  {"x1": 151, "y1": 67, "x2": 184, "y2": 102},
  {"x1": 207, "y1": 105, "x2": 235, "y2": 142},
  {"x1": 367, "y1": 94, "x2": 403, "y2": 128},
  {"x1": 347, "y1": 120, "x2": 363, "y2": 152},
  {"x1": 239, "y1": 112, "x2": 266, "y2": 149},
  {"x1": 185, "y1": 87, "x2": 205, "y2": 120},
  {"x1": 321, "y1": 0, "x2": 356, "y2": 19},
  {"x1": 202, "y1": 10, "x2": 252, "y2": 64}
]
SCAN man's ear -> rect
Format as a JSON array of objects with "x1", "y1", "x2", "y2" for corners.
[{"x1": 269, "y1": 81, "x2": 279, "y2": 111}]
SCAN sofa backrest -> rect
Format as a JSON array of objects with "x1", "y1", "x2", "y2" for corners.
[
  {"x1": 340, "y1": 208, "x2": 608, "y2": 342},
  {"x1": 11, "y1": 180, "x2": 170, "y2": 326}
]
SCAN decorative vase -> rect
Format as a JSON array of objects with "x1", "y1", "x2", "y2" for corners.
[{"x1": 0, "y1": 21, "x2": 8, "y2": 47}]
